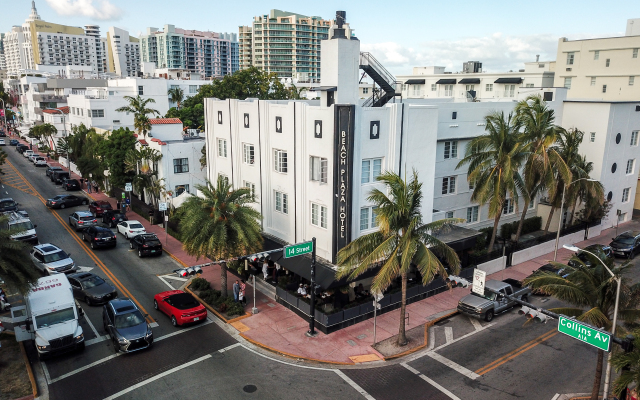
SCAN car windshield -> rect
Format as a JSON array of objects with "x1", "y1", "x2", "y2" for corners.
[
  {"x1": 615, "y1": 237, "x2": 635, "y2": 245},
  {"x1": 34, "y1": 307, "x2": 75, "y2": 329},
  {"x1": 114, "y1": 311, "x2": 145, "y2": 329},
  {"x1": 472, "y1": 289, "x2": 497, "y2": 301},
  {"x1": 129, "y1": 223, "x2": 144, "y2": 229},
  {"x1": 97, "y1": 231, "x2": 113, "y2": 238},
  {"x1": 81, "y1": 276, "x2": 105, "y2": 289},
  {"x1": 145, "y1": 239, "x2": 161, "y2": 246},
  {"x1": 169, "y1": 293, "x2": 200, "y2": 310},
  {"x1": 0, "y1": 200, "x2": 16, "y2": 208},
  {"x1": 43, "y1": 250, "x2": 69, "y2": 263},
  {"x1": 79, "y1": 216, "x2": 94, "y2": 222},
  {"x1": 11, "y1": 221, "x2": 34, "y2": 231}
]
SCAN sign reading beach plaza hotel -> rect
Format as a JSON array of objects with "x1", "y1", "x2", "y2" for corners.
[{"x1": 333, "y1": 105, "x2": 355, "y2": 257}]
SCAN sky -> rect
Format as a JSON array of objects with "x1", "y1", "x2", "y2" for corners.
[{"x1": 1, "y1": 0, "x2": 635, "y2": 75}]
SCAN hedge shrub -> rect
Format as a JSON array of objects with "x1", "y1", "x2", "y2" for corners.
[
  {"x1": 499, "y1": 216, "x2": 542, "y2": 239},
  {"x1": 191, "y1": 278, "x2": 211, "y2": 291}
]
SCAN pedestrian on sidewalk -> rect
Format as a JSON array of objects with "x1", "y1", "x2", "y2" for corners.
[
  {"x1": 273, "y1": 262, "x2": 280, "y2": 284},
  {"x1": 87, "y1": 180, "x2": 92, "y2": 193},
  {"x1": 79, "y1": 178, "x2": 84, "y2": 189},
  {"x1": 125, "y1": 197, "x2": 131, "y2": 212},
  {"x1": 92, "y1": 180, "x2": 98, "y2": 193},
  {"x1": 262, "y1": 260, "x2": 269, "y2": 280},
  {"x1": 240, "y1": 280, "x2": 247, "y2": 305},
  {"x1": 233, "y1": 280, "x2": 240, "y2": 302}
]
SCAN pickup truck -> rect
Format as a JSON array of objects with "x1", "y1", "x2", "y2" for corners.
[{"x1": 457, "y1": 278, "x2": 531, "y2": 322}]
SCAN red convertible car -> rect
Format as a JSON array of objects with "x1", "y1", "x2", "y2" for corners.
[{"x1": 153, "y1": 290, "x2": 207, "y2": 327}]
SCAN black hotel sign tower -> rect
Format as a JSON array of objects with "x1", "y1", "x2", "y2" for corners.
[{"x1": 332, "y1": 105, "x2": 355, "y2": 263}]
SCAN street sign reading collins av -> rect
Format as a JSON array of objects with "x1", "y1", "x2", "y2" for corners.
[
  {"x1": 558, "y1": 315, "x2": 611, "y2": 352},
  {"x1": 284, "y1": 241, "x2": 313, "y2": 259}
]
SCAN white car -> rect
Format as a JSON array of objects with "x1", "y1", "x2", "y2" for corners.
[
  {"x1": 35, "y1": 158, "x2": 48, "y2": 167},
  {"x1": 23, "y1": 149, "x2": 34, "y2": 158},
  {"x1": 116, "y1": 220, "x2": 147, "y2": 239},
  {"x1": 0, "y1": 139, "x2": 5, "y2": 146},
  {"x1": 29, "y1": 154, "x2": 41, "y2": 163}
]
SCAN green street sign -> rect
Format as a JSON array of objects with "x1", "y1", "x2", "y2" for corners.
[
  {"x1": 284, "y1": 241, "x2": 313, "y2": 259},
  {"x1": 558, "y1": 315, "x2": 611, "y2": 352}
]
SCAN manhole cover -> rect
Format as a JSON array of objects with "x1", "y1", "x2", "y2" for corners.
[
  {"x1": 435, "y1": 320, "x2": 450, "y2": 326},
  {"x1": 243, "y1": 385, "x2": 257, "y2": 393},
  {"x1": 346, "y1": 340, "x2": 356, "y2": 347}
]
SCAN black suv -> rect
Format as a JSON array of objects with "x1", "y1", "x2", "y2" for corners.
[
  {"x1": 46, "y1": 194, "x2": 88, "y2": 209},
  {"x1": 68, "y1": 272, "x2": 117, "y2": 305},
  {"x1": 129, "y1": 233, "x2": 162, "y2": 257},
  {"x1": 82, "y1": 226, "x2": 117, "y2": 249},
  {"x1": 609, "y1": 231, "x2": 640, "y2": 259},
  {"x1": 102, "y1": 210, "x2": 128, "y2": 228},
  {"x1": 103, "y1": 299, "x2": 153, "y2": 353},
  {"x1": 16, "y1": 144, "x2": 29, "y2": 153},
  {"x1": 52, "y1": 171, "x2": 71, "y2": 184},
  {"x1": 46, "y1": 166, "x2": 63, "y2": 178},
  {"x1": 0, "y1": 198, "x2": 18, "y2": 213},
  {"x1": 62, "y1": 179, "x2": 81, "y2": 191},
  {"x1": 567, "y1": 244, "x2": 614, "y2": 267}
]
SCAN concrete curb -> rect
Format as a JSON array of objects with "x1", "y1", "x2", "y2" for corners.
[{"x1": 163, "y1": 248, "x2": 189, "y2": 268}]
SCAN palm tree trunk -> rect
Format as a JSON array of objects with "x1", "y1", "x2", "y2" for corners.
[
  {"x1": 515, "y1": 198, "x2": 530, "y2": 242},
  {"x1": 591, "y1": 349, "x2": 604, "y2": 400},
  {"x1": 488, "y1": 211, "x2": 502, "y2": 252},
  {"x1": 544, "y1": 205, "x2": 556, "y2": 233},
  {"x1": 220, "y1": 262, "x2": 228, "y2": 298},
  {"x1": 397, "y1": 272, "x2": 408, "y2": 346},
  {"x1": 568, "y1": 200, "x2": 578, "y2": 227}
]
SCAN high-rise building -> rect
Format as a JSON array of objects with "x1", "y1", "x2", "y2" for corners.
[
  {"x1": 2, "y1": 1, "x2": 97, "y2": 77},
  {"x1": 238, "y1": 9, "x2": 342, "y2": 83},
  {"x1": 0, "y1": 33, "x2": 6, "y2": 71},
  {"x1": 106, "y1": 27, "x2": 141, "y2": 77},
  {"x1": 84, "y1": 25, "x2": 107, "y2": 75},
  {"x1": 140, "y1": 25, "x2": 238, "y2": 79}
]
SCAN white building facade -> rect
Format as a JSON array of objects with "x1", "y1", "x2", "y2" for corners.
[{"x1": 106, "y1": 27, "x2": 140, "y2": 78}]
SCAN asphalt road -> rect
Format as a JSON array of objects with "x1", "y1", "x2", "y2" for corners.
[{"x1": 0, "y1": 145, "x2": 632, "y2": 400}]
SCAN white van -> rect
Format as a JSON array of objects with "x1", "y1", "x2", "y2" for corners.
[{"x1": 12, "y1": 275, "x2": 85, "y2": 359}]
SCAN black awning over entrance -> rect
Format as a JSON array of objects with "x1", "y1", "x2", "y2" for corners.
[
  {"x1": 436, "y1": 78, "x2": 457, "y2": 84},
  {"x1": 458, "y1": 78, "x2": 480, "y2": 84},
  {"x1": 494, "y1": 77, "x2": 523, "y2": 84},
  {"x1": 404, "y1": 79, "x2": 426, "y2": 85}
]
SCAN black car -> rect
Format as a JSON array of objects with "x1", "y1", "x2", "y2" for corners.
[
  {"x1": 16, "y1": 144, "x2": 29, "y2": 153},
  {"x1": 46, "y1": 194, "x2": 88, "y2": 209},
  {"x1": 52, "y1": 171, "x2": 71, "y2": 184},
  {"x1": 129, "y1": 233, "x2": 162, "y2": 257},
  {"x1": 9, "y1": 139, "x2": 19, "y2": 146},
  {"x1": 46, "y1": 166, "x2": 63, "y2": 177},
  {"x1": 102, "y1": 210, "x2": 128, "y2": 228},
  {"x1": 103, "y1": 298, "x2": 153, "y2": 353},
  {"x1": 609, "y1": 231, "x2": 640, "y2": 259},
  {"x1": 568, "y1": 244, "x2": 614, "y2": 267},
  {"x1": 62, "y1": 178, "x2": 81, "y2": 191},
  {"x1": 82, "y1": 226, "x2": 117, "y2": 249},
  {"x1": 0, "y1": 198, "x2": 18, "y2": 213},
  {"x1": 0, "y1": 131, "x2": 5, "y2": 137},
  {"x1": 68, "y1": 272, "x2": 117, "y2": 305}
]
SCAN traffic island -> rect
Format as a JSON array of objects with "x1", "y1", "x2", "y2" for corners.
[
  {"x1": 0, "y1": 332, "x2": 35, "y2": 400},
  {"x1": 185, "y1": 278, "x2": 251, "y2": 323}
]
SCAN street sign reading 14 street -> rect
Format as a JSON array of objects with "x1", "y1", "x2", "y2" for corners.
[
  {"x1": 284, "y1": 241, "x2": 313, "y2": 259},
  {"x1": 557, "y1": 315, "x2": 611, "y2": 352}
]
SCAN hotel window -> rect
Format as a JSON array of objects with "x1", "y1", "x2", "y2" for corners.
[
  {"x1": 465, "y1": 85, "x2": 475, "y2": 92},
  {"x1": 173, "y1": 158, "x2": 189, "y2": 173},
  {"x1": 361, "y1": 158, "x2": 382, "y2": 184},
  {"x1": 217, "y1": 138, "x2": 228, "y2": 158},
  {"x1": 505, "y1": 84, "x2": 515, "y2": 97},
  {"x1": 526, "y1": 83, "x2": 534, "y2": 88},
  {"x1": 311, "y1": 203, "x2": 327, "y2": 229},
  {"x1": 566, "y1": 52, "x2": 574, "y2": 65},
  {"x1": 363, "y1": 87, "x2": 369, "y2": 94},
  {"x1": 444, "y1": 84, "x2": 453, "y2": 96},
  {"x1": 631, "y1": 131, "x2": 639, "y2": 146},
  {"x1": 630, "y1": 76, "x2": 635, "y2": 86},
  {"x1": 310, "y1": 156, "x2": 328, "y2": 183},
  {"x1": 275, "y1": 191, "x2": 288, "y2": 213},
  {"x1": 627, "y1": 159, "x2": 635, "y2": 174},
  {"x1": 431, "y1": 84, "x2": 436, "y2": 91},
  {"x1": 274, "y1": 149, "x2": 288, "y2": 173},
  {"x1": 590, "y1": 132, "x2": 596, "y2": 142},
  {"x1": 529, "y1": 200, "x2": 535, "y2": 209},
  {"x1": 634, "y1": 48, "x2": 638, "y2": 58},
  {"x1": 466, "y1": 206, "x2": 479, "y2": 223},
  {"x1": 189, "y1": 85, "x2": 197, "y2": 94},
  {"x1": 445, "y1": 211, "x2": 454, "y2": 219},
  {"x1": 138, "y1": 85, "x2": 144, "y2": 95},
  {"x1": 444, "y1": 141, "x2": 458, "y2": 159},
  {"x1": 603, "y1": 85, "x2": 607, "y2": 93},
  {"x1": 606, "y1": 59, "x2": 610, "y2": 67},
  {"x1": 502, "y1": 198, "x2": 515, "y2": 215},
  {"x1": 218, "y1": 173, "x2": 229, "y2": 186},
  {"x1": 594, "y1": 50, "x2": 599, "y2": 60},
  {"x1": 468, "y1": 177, "x2": 476, "y2": 190},
  {"x1": 243, "y1": 143, "x2": 254, "y2": 164},
  {"x1": 485, "y1": 84, "x2": 493, "y2": 92},
  {"x1": 590, "y1": 77, "x2": 596, "y2": 86},
  {"x1": 90, "y1": 109, "x2": 104, "y2": 118},
  {"x1": 622, "y1": 188, "x2": 630, "y2": 203},
  {"x1": 359, "y1": 206, "x2": 378, "y2": 231},
  {"x1": 442, "y1": 176, "x2": 456, "y2": 195},
  {"x1": 564, "y1": 77, "x2": 572, "y2": 89}
]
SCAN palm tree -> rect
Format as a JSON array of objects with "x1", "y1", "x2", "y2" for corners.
[
  {"x1": 124, "y1": 147, "x2": 162, "y2": 203},
  {"x1": 524, "y1": 259, "x2": 640, "y2": 400},
  {"x1": 167, "y1": 87, "x2": 184, "y2": 110},
  {"x1": 180, "y1": 177, "x2": 263, "y2": 298},
  {"x1": 336, "y1": 171, "x2": 461, "y2": 346},
  {"x1": 39, "y1": 123, "x2": 58, "y2": 149},
  {"x1": 611, "y1": 330, "x2": 640, "y2": 398},
  {"x1": 513, "y1": 95, "x2": 570, "y2": 241},
  {"x1": 457, "y1": 111, "x2": 526, "y2": 251},
  {"x1": 565, "y1": 155, "x2": 603, "y2": 226},
  {"x1": 0, "y1": 215, "x2": 41, "y2": 293},
  {"x1": 116, "y1": 95, "x2": 160, "y2": 140}
]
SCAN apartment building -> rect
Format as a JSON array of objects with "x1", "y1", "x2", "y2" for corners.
[
  {"x1": 106, "y1": 27, "x2": 141, "y2": 78},
  {"x1": 140, "y1": 25, "x2": 237, "y2": 79},
  {"x1": 238, "y1": 9, "x2": 340, "y2": 83},
  {"x1": 84, "y1": 25, "x2": 107, "y2": 75},
  {"x1": 0, "y1": 33, "x2": 6, "y2": 71}
]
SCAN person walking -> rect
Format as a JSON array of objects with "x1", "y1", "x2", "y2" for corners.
[
  {"x1": 87, "y1": 179, "x2": 92, "y2": 193},
  {"x1": 262, "y1": 260, "x2": 269, "y2": 280},
  {"x1": 232, "y1": 280, "x2": 240, "y2": 303},
  {"x1": 92, "y1": 180, "x2": 98, "y2": 193},
  {"x1": 240, "y1": 280, "x2": 247, "y2": 305}
]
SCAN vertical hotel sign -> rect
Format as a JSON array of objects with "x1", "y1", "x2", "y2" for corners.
[{"x1": 333, "y1": 105, "x2": 355, "y2": 262}]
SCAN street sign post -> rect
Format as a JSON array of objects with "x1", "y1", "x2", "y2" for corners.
[
  {"x1": 158, "y1": 202, "x2": 167, "y2": 211},
  {"x1": 284, "y1": 241, "x2": 313, "y2": 259},
  {"x1": 125, "y1": 183, "x2": 132, "y2": 192},
  {"x1": 558, "y1": 316, "x2": 611, "y2": 352},
  {"x1": 472, "y1": 269, "x2": 486, "y2": 296}
]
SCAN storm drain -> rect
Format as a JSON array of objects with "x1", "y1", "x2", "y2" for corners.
[{"x1": 243, "y1": 385, "x2": 257, "y2": 393}]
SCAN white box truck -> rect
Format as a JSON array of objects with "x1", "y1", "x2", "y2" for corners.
[{"x1": 12, "y1": 275, "x2": 85, "y2": 359}]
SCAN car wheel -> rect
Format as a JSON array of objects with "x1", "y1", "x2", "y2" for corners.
[
  {"x1": 90, "y1": 241, "x2": 95, "y2": 250},
  {"x1": 85, "y1": 296, "x2": 92, "y2": 306},
  {"x1": 138, "y1": 250, "x2": 143, "y2": 258},
  {"x1": 125, "y1": 233, "x2": 129, "y2": 239},
  {"x1": 129, "y1": 242, "x2": 134, "y2": 249},
  {"x1": 82, "y1": 233, "x2": 86, "y2": 241},
  {"x1": 154, "y1": 300, "x2": 158, "y2": 310},
  {"x1": 484, "y1": 310, "x2": 494, "y2": 322},
  {"x1": 82, "y1": 200, "x2": 88, "y2": 205},
  {"x1": 60, "y1": 204, "x2": 66, "y2": 209},
  {"x1": 171, "y1": 316, "x2": 178, "y2": 327}
]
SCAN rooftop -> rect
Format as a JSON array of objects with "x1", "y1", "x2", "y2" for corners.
[{"x1": 149, "y1": 118, "x2": 182, "y2": 125}]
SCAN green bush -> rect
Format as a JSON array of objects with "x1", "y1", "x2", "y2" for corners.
[
  {"x1": 218, "y1": 303, "x2": 228, "y2": 313},
  {"x1": 191, "y1": 278, "x2": 211, "y2": 291},
  {"x1": 198, "y1": 288, "x2": 220, "y2": 305},
  {"x1": 226, "y1": 302, "x2": 245, "y2": 316},
  {"x1": 499, "y1": 216, "x2": 542, "y2": 239}
]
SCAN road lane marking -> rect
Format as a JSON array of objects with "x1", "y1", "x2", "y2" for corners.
[
  {"x1": 161, "y1": 275, "x2": 188, "y2": 282},
  {"x1": 153, "y1": 319, "x2": 213, "y2": 343},
  {"x1": 86, "y1": 335, "x2": 110, "y2": 346},
  {"x1": 334, "y1": 370, "x2": 376, "y2": 400},
  {"x1": 7, "y1": 160, "x2": 155, "y2": 324},
  {"x1": 401, "y1": 363, "x2": 462, "y2": 400},
  {"x1": 83, "y1": 312, "x2": 101, "y2": 339},
  {"x1": 218, "y1": 343, "x2": 241, "y2": 353},
  {"x1": 103, "y1": 354, "x2": 212, "y2": 400},
  {"x1": 41, "y1": 361, "x2": 51, "y2": 385},
  {"x1": 425, "y1": 352, "x2": 480, "y2": 380},
  {"x1": 444, "y1": 327, "x2": 453, "y2": 343},
  {"x1": 157, "y1": 275, "x2": 175, "y2": 290},
  {"x1": 468, "y1": 317, "x2": 483, "y2": 331},
  {"x1": 149, "y1": 322, "x2": 159, "y2": 328},
  {"x1": 475, "y1": 329, "x2": 558, "y2": 375}
]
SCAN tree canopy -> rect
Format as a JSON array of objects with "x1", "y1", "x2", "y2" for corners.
[{"x1": 97, "y1": 127, "x2": 137, "y2": 189}]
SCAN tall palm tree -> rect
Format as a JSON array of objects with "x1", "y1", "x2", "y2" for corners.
[
  {"x1": 116, "y1": 96, "x2": 160, "y2": 140},
  {"x1": 336, "y1": 171, "x2": 461, "y2": 346},
  {"x1": 0, "y1": 215, "x2": 41, "y2": 293},
  {"x1": 39, "y1": 123, "x2": 58, "y2": 149},
  {"x1": 566, "y1": 155, "x2": 603, "y2": 226},
  {"x1": 457, "y1": 111, "x2": 526, "y2": 251},
  {"x1": 611, "y1": 330, "x2": 640, "y2": 397},
  {"x1": 180, "y1": 177, "x2": 263, "y2": 298},
  {"x1": 524, "y1": 259, "x2": 640, "y2": 400},
  {"x1": 167, "y1": 87, "x2": 184, "y2": 110},
  {"x1": 513, "y1": 95, "x2": 570, "y2": 241}
]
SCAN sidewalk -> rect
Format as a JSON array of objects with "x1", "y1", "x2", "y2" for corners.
[{"x1": 34, "y1": 142, "x2": 637, "y2": 364}]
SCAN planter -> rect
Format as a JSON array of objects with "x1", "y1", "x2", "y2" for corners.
[
  {"x1": 298, "y1": 300, "x2": 311, "y2": 315},
  {"x1": 406, "y1": 285, "x2": 422, "y2": 299},
  {"x1": 343, "y1": 305, "x2": 360, "y2": 321},
  {"x1": 325, "y1": 310, "x2": 344, "y2": 326},
  {"x1": 390, "y1": 292, "x2": 403, "y2": 305},
  {"x1": 315, "y1": 309, "x2": 324, "y2": 324},
  {"x1": 378, "y1": 296, "x2": 391, "y2": 307},
  {"x1": 276, "y1": 286, "x2": 287, "y2": 300},
  {"x1": 359, "y1": 302, "x2": 374, "y2": 314},
  {"x1": 285, "y1": 292, "x2": 299, "y2": 308}
]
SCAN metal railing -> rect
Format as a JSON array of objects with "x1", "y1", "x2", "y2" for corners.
[{"x1": 359, "y1": 52, "x2": 397, "y2": 89}]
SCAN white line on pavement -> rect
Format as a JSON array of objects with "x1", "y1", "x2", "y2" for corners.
[
  {"x1": 41, "y1": 361, "x2": 51, "y2": 385},
  {"x1": 551, "y1": 394, "x2": 560, "y2": 400},
  {"x1": 425, "y1": 352, "x2": 480, "y2": 380},
  {"x1": 86, "y1": 335, "x2": 110, "y2": 346},
  {"x1": 401, "y1": 363, "x2": 461, "y2": 400},
  {"x1": 83, "y1": 312, "x2": 101, "y2": 339},
  {"x1": 153, "y1": 319, "x2": 212, "y2": 343},
  {"x1": 102, "y1": 354, "x2": 212, "y2": 400},
  {"x1": 444, "y1": 327, "x2": 453, "y2": 343},
  {"x1": 334, "y1": 370, "x2": 376, "y2": 400},
  {"x1": 218, "y1": 343, "x2": 241, "y2": 353},
  {"x1": 157, "y1": 276, "x2": 175, "y2": 290},
  {"x1": 433, "y1": 322, "x2": 495, "y2": 352},
  {"x1": 161, "y1": 275, "x2": 188, "y2": 282},
  {"x1": 405, "y1": 322, "x2": 495, "y2": 363},
  {"x1": 149, "y1": 322, "x2": 159, "y2": 328},
  {"x1": 468, "y1": 317, "x2": 483, "y2": 331}
]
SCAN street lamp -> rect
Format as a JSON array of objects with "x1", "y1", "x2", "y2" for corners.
[
  {"x1": 44, "y1": 108, "x2": 68, "y2": 168},
  {"x1": 553, "y1": 178, "x2": 598, "y2": 261},
  {"x1": 563, "y1": 244, "x2": 621, "y2": 400}
]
